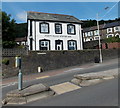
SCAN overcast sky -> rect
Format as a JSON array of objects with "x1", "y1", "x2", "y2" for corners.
[{"x1": 2, "y1": 1, "x2": 119, "y2": 23}]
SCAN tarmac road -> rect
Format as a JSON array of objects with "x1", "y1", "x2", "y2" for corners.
[{"x1": 23, "y1": 78, "x2": 118, "y2": 106}]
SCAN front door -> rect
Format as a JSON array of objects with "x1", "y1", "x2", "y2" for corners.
[{"x1": 55, "y1": 40, "x2": 63, "y2": 50}]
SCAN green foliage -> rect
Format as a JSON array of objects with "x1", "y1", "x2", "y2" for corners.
[
  {"x1": 3, "y1": 41, "x2": 16, "y2": 48},
  {"x1": 2, "y1": 11, "x2": 16, "y2": 48},
  {"x1": 15, "y1": 23, "x2": 27, "y2": 38},
  {"x1": 2, "y1": 58, "x2": 9, "y2": 65},
  {"x1": 82, "y1": 18, "x2": 120, "y2": 28},
  {"x1": 105, "y1": 36, "x2": 120, "y2": 43}
]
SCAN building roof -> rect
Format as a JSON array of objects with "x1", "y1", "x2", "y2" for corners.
[
  {"x1": 83, "y1": 21, "x2": 120, "y2": 32},
  {"x1": 15, "y1": 37, "x2": 27, "y2": 42},
  {"x1": 27, "y1": 11, "x2": 82, "y2": 24},
  {"x1": 104, "y1": 21, "x2": 120, "y2": 28}
]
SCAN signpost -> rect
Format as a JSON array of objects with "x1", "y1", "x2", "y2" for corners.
[{"x1": 15, "y1": 56, "x2": 22, "y2": 90}]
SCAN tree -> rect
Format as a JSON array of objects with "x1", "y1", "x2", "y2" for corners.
[{"x1": 2, "y1": 11, "x2": 16, "y2": 48}]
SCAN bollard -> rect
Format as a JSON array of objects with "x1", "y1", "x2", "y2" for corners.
[
  {"x1": 38, "y1": 67, "x2": 41, "y2": 73},
  {"x1": 15, "y1": 56, "x2": 23, "y2": 90},
  {"x1": 18, "y1": 69, "x2": 22, "y2": 90}
]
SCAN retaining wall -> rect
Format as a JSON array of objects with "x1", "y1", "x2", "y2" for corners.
[{"x1": 2, "y1": 49, "x2": 119, "y2": 78}]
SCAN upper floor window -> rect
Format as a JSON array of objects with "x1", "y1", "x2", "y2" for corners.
[
  {"x1": 90, "y1": 31, "x2": 93, "y2": 36},
  {"x1": 39, "y1": 22, "x2": 49, "y2": 33},
  {"x1": 85, "y1": 32, "x2": 88, "y2": 37},
  {"x1": 67, "y1": 24, "x2": 76, "y2": 35},
  {"x1": 55, "y1": 24, "x2": 62, "y2": 34},
  {"x1": 88, "y1": 32, "x2": 91, "y2": 36},
  {"x1": 94, "y1": 30, "x2": 99, "y2": 35},
  {"x1": 114, "y1": 26, "x2": 120, "y2": 32},
  {"x1": 107, "y1": 28, "x2": 112, "y2": 33}
]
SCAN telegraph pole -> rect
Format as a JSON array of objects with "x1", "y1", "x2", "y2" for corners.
[{"x1": 97, "y1": 13, "x2": 103, "y2": 63}]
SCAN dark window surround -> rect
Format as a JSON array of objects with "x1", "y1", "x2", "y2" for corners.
[
  {"x1": 30, "y1": 21, "x2": 32, "y2": 36},
  {"x1": 55, "y1": 40, "x2": 63, "y2": 50},
  {"x1": 55, "y1": 23, "x2": 62, "y2": 34},
  {"x1": 39, "y1": 39, "x2": 50, "y2": 50},
  {"x1": 67, "y1": 40, "x2": 77, "y2": 50},
  {"x1": 39, "y1": 22, "x2": 49, "y2": 34},
  {"x1": 67, "y1": 24, "x2": 76, "y2": 35}
]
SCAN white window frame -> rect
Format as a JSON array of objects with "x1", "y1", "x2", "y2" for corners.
[
  {"x1": 114, "y1": 26, "x2": 120, "y2": 32},
  {"x1": 107, "y1": 34, "x2": 114, "y2": 38},
  {"x1": 107, "y1": 28, "x2": 112, "y2": 33}
]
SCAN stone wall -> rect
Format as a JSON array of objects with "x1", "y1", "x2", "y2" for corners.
[{"x1": 2, "y1": 49, "x2": 119, "y2": 78}]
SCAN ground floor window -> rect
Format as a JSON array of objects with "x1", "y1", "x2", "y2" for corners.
[
  {"x1": 68, "y1": 40, "x2": 77, "y2": 50},
  {"x1": 39, "y1": 39, "x2": 50, "y2": 50}
]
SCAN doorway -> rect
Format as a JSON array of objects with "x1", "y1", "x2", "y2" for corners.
[{"x1": 55, "y1": 40, "x2": 63, "y2": 50}]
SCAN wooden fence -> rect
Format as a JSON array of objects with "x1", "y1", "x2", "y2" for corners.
[{"x1": 2, "y1": 48, "x2": 28, "y2": 57}]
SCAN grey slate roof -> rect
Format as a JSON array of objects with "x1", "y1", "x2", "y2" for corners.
[
  {"x1": 27, "y1": 11, "x2": 82, "y2": 24},
  {"x1": 103, "y1": 21, "x2": 120, "y2": 28},
  {"x1": 83, "y1": 21, "x2": 120, "y2": 32}
]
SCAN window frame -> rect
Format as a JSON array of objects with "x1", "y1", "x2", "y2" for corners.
[
  {"x1": 55, "y1": 23, "x2": 62, "y2": 34},
  {"x1": 68, "y1": 40, "x2": 77, "y2": 50},
  {"x1": 39, "y1": 22, "x2": 49, "y2": 34},
  {"x1": 39, "y1": 39, "x2": 50, "y2": 50},
  {"x1": 67, "y1": 24, "x2": 76, "y2": 35}
]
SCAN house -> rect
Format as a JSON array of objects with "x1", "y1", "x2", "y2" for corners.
[
  {"x1": 15, "y1": 37, "x2": 27, "y2": 45},
  {"x1": 83, "y1": 21, "x2": 120, "y2": 42},
  {"x1": 27, "y1": 11, "x2": 83, "y2": 51}
]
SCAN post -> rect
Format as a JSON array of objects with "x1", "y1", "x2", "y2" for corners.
[
  {"x1": 97, "y1": 13, "x2": 103, "y2": 63},
  {"x1": 18, "y1": 57, "x2": 22, "y2": 90}
]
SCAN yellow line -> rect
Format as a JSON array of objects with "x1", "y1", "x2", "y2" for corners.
[{"x1": 36, "y1": 76, "x2": 50, "y2": 79}]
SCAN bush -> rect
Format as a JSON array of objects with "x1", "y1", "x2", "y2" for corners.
[
  {"x1": 2, "y1": 58, "x2": 9, "y2": 65},
  {"x1": 105, "y1": 36, "x2": 120, "y2": 43},
  {"x1": 3, "y1": 41, "x2": 16, "y2": 48}
]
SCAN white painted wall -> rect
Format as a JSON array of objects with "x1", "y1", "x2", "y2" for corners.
[{"x1": 27, "y1": 20, "x2": 83, "y2": 51}]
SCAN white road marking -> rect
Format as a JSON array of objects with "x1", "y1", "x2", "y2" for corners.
[{"x1": 64, "y1": 68, "x2": 83, "y2": 72}]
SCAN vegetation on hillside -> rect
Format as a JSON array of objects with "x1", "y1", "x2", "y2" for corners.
[
  {"x1": 82, "y1": 18, "x2": 120, "y2": 28},
  {"x1": 2, "y1": 11, "x2": 16, "y2": 48}
]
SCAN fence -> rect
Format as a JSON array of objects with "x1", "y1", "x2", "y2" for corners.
[{"x1": 2, "y1": 48, "x2": 28, "y2": 57}]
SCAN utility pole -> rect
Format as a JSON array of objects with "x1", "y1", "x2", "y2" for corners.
[{"x1": 97, "y1": 13, "x2": 103, "y2": 63}]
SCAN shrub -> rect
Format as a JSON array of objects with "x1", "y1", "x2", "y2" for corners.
[
  {"x1": 2, "y1": 58, "x2": 9, "y2": 65},
  {"x1": 105, "y1": 37, "x2": 120, "y2": 43}
]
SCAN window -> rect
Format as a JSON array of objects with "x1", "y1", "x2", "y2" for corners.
[
  {"x1": 40, "y1": 23, "x2": 49, "y2": 33},
  {"x1": 90, "y1": 31, "x2": 93, "y2": 36},
  {"x1": 114, "y1": 27, "x2": 119, "y2": 32},
  {"x1": 85, "y1": 32, "x2": 88, "y2": 37},
  {"x1": 68, "y1": 40, "x2": 77, "y2": 50},
  {"x1": 107, "y1": 34, "x2": 113, "y2": 38},
  {"x1": 107, "y1": 28, "x2": 112, "y2": 33},
  {"x1": 55, "y1": 24, "x2": 62, "y2": 34},
  {"x1": 67, "y1": 24, "x2": 76, "y2": 35},
  {"x1": 88, "y1": 32, "x2": 91, "y2": 36},
  {"x1": 39, "y1": 40, "x2": 50, "y2": 50},
  {"x1": 94, "y1": 30, "x2": 98, "y2": 35}
]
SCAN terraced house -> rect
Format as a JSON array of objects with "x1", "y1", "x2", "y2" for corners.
[
  {"x1": 27, "y1": 11, "x2": 83, "y2": 51},
  {"x1": 83, "y1": 21, "x2": 120, "y2": 42}
]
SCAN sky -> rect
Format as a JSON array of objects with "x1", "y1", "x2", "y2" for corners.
[{"x1": 2, "y1": 1, "x2": 119, "y2": 24}]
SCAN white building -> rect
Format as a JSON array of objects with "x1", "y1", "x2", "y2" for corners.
[{"x1": 27, "y1": 11, "x2": 83, "y2": 51}]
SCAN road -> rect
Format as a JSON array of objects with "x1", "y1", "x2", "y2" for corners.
[
  {"x1": 2, "y1": 58, "x2": 119, "y2": 106},
  {"x1": 23, "y1": 78, "x2": 118, "y2": 106}
]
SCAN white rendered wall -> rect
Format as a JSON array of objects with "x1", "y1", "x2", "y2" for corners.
[{"x1": 27, "y1": 20, "x2": 83, "y2": 51}]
